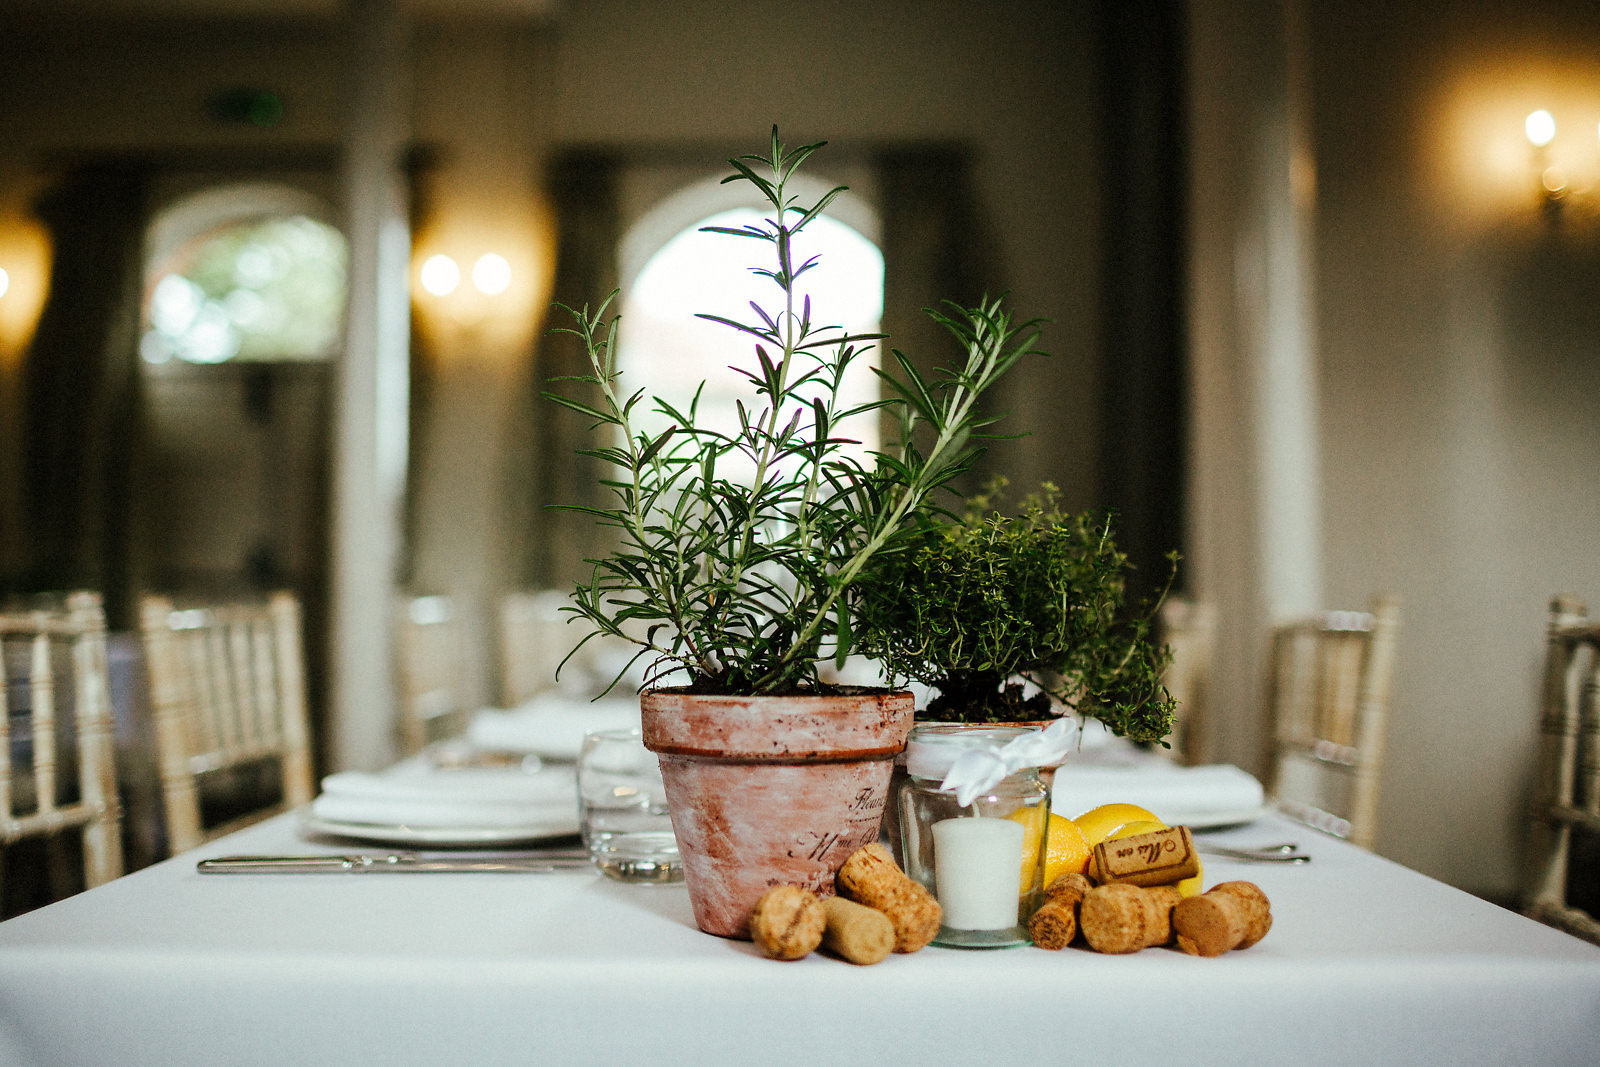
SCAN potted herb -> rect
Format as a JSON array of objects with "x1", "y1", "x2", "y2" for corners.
[
  {"x1": 546, "y1": 129, "x2": 1043, "y2": 937},
  {"x1": 853, "y1": 479, "x2": 1176, "y2": 744}
]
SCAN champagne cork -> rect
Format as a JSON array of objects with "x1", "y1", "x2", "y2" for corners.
[
  {"x1": 820, "y1": 895, "x2": 895, "y2": 965},
  {"x1": 836, "y1": 843, "x2": 942, "y2": 953},
  {"x1": 1088, "y1": 825, "x2": 1200, "y2": 888},
  {"x1": 749, "y1": 885, "x2": 825, "y2": 961},
  {"x1": 1212, "y1": 881, "x2": 1273, "y2": 948},
  {"x1": 1028, "y1": 871, "x2": 1095, "y2": 950},
  {"x1": 1078, "y1": 883, "x2": 1181, "y2": 954},
  {"x1": 1173, "y1": 881, "x2": 1273, "y2": 956}
]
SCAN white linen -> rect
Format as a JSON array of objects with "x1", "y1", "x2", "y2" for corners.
[
  {"x1": 310, "y1": 763, "x2": 577, "y2": 830},
  {"x1": 1, "y1": 811, "x2": 1597, "y2": 1067},
  {"x1": 465, "y1": 694, "x2": 641, "y2": 760},
  {"x1": 1051, "y1": 761, "x2": 1266, "y2": 825}
]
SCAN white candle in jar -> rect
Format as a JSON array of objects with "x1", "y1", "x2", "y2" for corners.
[{"x1": 931, "y1": 817, "x2": 1025, "y2": 930}]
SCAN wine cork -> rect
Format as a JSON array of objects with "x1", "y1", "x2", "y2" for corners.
[
  {"x1": 749, "y1": 885, "x2": 825, "y2": 961},
  {"x1": 820, "y1": 895, "x2": 894, "y2": 965},
  {"x1": 1088, "y1": 825, "x2": 1200, "y2": 888}
]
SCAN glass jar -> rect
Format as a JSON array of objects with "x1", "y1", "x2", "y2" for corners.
[{"x1": 896, "y1": 723, "x2": 1052, "y2": 948}]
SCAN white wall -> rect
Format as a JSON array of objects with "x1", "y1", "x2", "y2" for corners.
[{"x1": 1192, "y1": 0, "x2": 1600, "y2": 903}]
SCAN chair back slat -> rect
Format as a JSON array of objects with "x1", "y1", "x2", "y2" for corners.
[
  {"x1": 1265, "y1": 596, "x2": 1400, "y2": 849},
  {"x1": 395, "y1": 595, "x2": 469, "y2": 757},
  {"x1": 140, "y1": 591, "x2": 315, "y2": 854},
  {"x1": 1524, "y1": 594, "x2": 1600, "y2": 944},
  {"x1": 29, "y1": 629, "x2": 56, "y2": 816},
  {"x1": 0, "y1": 592, "x2": 124, "y2": 896},
  {"x1": 0, "y1": 636, "x2": 11, "y2": 819}
]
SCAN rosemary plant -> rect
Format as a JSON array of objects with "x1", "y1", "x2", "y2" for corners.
[
  {"x1": 546, "y1": 128, "x2": 1043, "y2": 696},
  {"x1": 852, "y1": 480, "x2": 1177, "y2": 743}
]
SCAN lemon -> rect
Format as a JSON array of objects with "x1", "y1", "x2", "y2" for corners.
[
  {"x1": 1104, "y1": 818, "x2": 1204, "y2": 897},
  {"x1": 1072, "y1": 802, "x2": 1161, "y2": 845},
  {"x1": 1008, "y1": 809, "x2": 1093, "y2": 889},
  {"x1": 1106, "y1": 817, "x2": 1167, "y2": 840}
]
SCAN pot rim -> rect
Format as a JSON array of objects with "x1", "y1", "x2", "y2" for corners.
[{"x1": 640, "y1": 686, "x2": 915, "y2": 762}]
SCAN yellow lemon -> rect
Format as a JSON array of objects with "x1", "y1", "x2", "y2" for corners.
[
  {"x1": 1106, "y1": 817, "x2": 1167, "y2": 840},
  {"x1": 1072, "y1": 802, "x2": 1162, "y2": 844},
  {"x1": 1105, "y1": 819, "x2": 1204, "y2": 897},
  {"x1": 1008, "y1": 809, "x2": 1093, "y2": 890}
]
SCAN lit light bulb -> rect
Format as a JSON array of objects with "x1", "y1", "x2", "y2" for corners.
[
  {"x1": 472, "y1": 253, "x2": 511, "y2": 296},
  {"x1": 1525, "y1": 109, "x2": 1556, "y2": 148},
  {"x1": 419, "y1": 254, "x2": 460, "y2": 297},
  {"x1": 0, "y1": 266, "x2": 9, "y2": 300}
]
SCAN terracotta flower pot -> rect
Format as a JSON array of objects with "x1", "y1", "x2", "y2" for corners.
[{"x1": 640, "y1": 686, "x2": 915, "y2": 939}]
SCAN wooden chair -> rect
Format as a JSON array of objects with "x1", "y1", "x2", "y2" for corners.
[
  {"x1": 140, "y1": 591, "x2": 314, "y2": 854},
  {"x1": 0, "y1": 591, "x2": 124, "y2": 906},
  {"x1": 395, "y1": 594, "x2": 471, "y2": 755},
  {"x1": 1523, "y1": 594, "x2": 1600, "y2": 945},
  {"x1": 1263, "y1": 595, "x2": 1401, "y2": 848},
  {"x1": 499, "y1": 590, "x2": 574, "y2": 705},
  {"x1": 1159, "y1": 596, "x2": 1217, "y2": 764}
]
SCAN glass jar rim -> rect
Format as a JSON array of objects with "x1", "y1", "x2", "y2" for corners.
[{"x1": 904, "y1": 723, "x2": 1042, "y2": 780}]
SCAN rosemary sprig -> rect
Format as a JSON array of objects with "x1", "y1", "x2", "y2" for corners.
[{"x1": 545, "y1": 128, "x2": 1044, "y2": 696}]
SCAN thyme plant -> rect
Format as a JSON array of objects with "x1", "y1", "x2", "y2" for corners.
[
  {"x1": 852, "y1": 480, "x2": 1177, "y2": 743},
  {"x1": 546, "y1": 129, "x2": 1043, "y2": 696}
]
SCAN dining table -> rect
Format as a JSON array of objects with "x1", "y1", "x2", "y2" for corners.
[{"x1": 1, "y1": 746, "x2": 1598, "y2": 1066}]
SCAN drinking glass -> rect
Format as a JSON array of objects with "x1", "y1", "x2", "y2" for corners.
[{"x1": 575, "y1": 728, "x2": 683, "y2": 883}]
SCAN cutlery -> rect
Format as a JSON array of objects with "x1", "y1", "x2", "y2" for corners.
[
  {"x1": 1195, "y1": 842, "x2": 1311, "y2": 864},
  {"x1": 197, "y1": 850, "x2": 592, "y2": 874}
]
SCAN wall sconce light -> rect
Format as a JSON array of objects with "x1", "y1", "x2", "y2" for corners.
[
  {"x1": 418, "y1": 253, "x2": 461, "y2": 297},
  {"x1": 0, "y1": 215, "x2": 54, "y2": 365},
  {"x1": 416, "y1": 252, "x2": 513, "y2": 299},
  {"x1": 1525, "y1": 109, "x2": 1598, "y2": 221},
  {"x1": 470, "y1": 253, "x2": 511, "y2": 297},
  {"x1": 411, "y1": 246, "x2": 538, "y2": 346}
]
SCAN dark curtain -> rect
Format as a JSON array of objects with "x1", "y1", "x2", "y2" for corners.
[
  {"x1": 1095, "y1": 1, "x2": 1189, "y2": 601},
  {"x1": 873, "y1": 144, "x2": 996, "y2": 504},
  {"x1": 18, "y1": 164, "x2": 150, "y2": 628},
  {"x1": 516, "y1": 150, "x2": 622, "y2": 591}
]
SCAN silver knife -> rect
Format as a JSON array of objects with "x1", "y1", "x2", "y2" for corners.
[{"x1": 197, "y1": 851, "x2": 592, "y2": 874}]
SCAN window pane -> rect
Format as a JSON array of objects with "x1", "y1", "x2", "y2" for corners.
[
  {"x1": 617, "y1": 208, "x2": 884, "y2": 476},
  {"x1": 141, "y1": 214, "x2": 348, "y2": 365}
]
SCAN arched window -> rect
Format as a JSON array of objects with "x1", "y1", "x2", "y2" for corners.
[
  {"x1": 139, "y1": 184, "x2": 347, "y2": 366},
  {"x1": 132, "y1": 182, "x2": 344, "y2": 594},
  {"x1": 616, "y1": 173, "x2": 885, "y2": 478}
]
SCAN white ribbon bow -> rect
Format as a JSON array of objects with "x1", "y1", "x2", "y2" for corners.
[{"x1": 939, "y1": 716, "x2": 1079, "y2": 806}]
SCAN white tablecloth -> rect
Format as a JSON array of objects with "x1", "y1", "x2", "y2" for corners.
[{"x1": 1, "y1": 812, "x2": 1597, "y2": 1066}]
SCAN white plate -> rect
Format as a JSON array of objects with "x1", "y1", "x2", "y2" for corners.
[
  {"x1": 297, "y1": 808, "x2": 580, "y2": 848},
  {"x1": 1169, "y1": 806, "x2": 1268, "y2": 831}
]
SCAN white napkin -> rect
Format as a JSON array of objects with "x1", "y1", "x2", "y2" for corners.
[
  {"x1": 465, "y1": 695, "x2": 641, "y2": 761},
  {"x1": 310, "y1": 764, "x2": 578, "y2": 831},
  {"x1": 1049, "y1": 763, "x2": 1265, "y2": 827}
]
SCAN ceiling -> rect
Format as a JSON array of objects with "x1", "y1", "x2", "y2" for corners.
[{"x1": 8, "y1": 0, "x2": 560, "y2": 20}]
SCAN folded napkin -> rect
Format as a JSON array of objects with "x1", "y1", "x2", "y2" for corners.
[
  {"x1": 310, "y1": 763, "x2": 578, "y2": 831},
  {"x1": 1049, "y1": 762, "x2": 1265, "y2": 827},
  {"x1": 465, "y1": 696, "x2": 641, "y2": 761}
]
